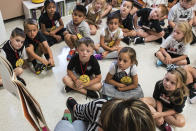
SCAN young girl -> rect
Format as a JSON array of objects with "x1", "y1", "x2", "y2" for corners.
[
  {"x1": 94, "y1": 13, "x2": 123, "y2": 60},
  {"x1": 155, "y1": 22, "x2": 193, "y2": 66},
  {"x1": 24, "y1": 18, "x2": 55, "y2": 75},
  {"x1": 86, "y1": 0, "x2": 106, "y2": 35},
  {"x1": 101, "y1": 47, "x2": 144, "y2": 99},
  {"x1": 141, "y1": 67, "x2": 188, "y2": 130},
  {"x1": 39, "y1": 0, "x2": 66, "y2": 46}
]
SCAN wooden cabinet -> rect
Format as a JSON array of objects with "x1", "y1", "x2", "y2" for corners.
[{"x1": 0, "y1": 0, "x2": 24, "y2": 20}]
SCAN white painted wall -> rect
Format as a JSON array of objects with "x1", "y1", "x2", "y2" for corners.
[{"x1": 0, "y1": 11, "x2": 7, "y2": 46}]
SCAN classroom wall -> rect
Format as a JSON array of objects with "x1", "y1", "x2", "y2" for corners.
[{"x1": 0, "y1": 11, "x2": 7, "y2": 45}]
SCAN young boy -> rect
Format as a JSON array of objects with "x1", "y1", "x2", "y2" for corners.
[
  {"x1": 113, "y1": 0, "x2": 136, "y2": 45},
  {"x1": 63, "y1": 37, "x2": 102, "y2": 99},
  {"x1": 24, "y1": 18, "x2": 54, "y2": 75},
  {"x1": 65, "y1": 5, "x2": 90, "y2": 60},
  {"x1": 133, "y1": 4, "x2": 168, "y2": 44},
  {"x1": 0, "y1": 27, "x2": 27, "y2": 85},
  {"x1": 166, "y1": 0, "x2": 196, "y2": 40}
]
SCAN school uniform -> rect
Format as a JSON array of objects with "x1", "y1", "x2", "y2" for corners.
[
  {"x1": 165, "y1": 3, "x2": 194, "y2": 39},
  {"x1": 137, "y1": 8, "x2": 163, "y2": 33},
  {"x1": 39, "y1": 12, "x2": 66, "y2": 46},
  {"x1": 24, "y1": 31, "x2": 47, "y2": 53},
  {"x1": 113, "y1": 10, "x2": 134, "y2": 44},
  {"x1": 1, "y1": 40, "x2": 27, "y2": 69},
  {"x1": 66, "y1": 20, "x2": 90, "y2": 38},
  {"x1": 67, "y1": 54, "x2": 101, "y2": 77},
  {"x1": 153, "y1": 80, "x2": 187, "y2": 113},
  {"x1": 97, "y1": 27, "x2": 123, "y2": 59},
  {"x1": 102, "y1": 61, "x2": 144, "y2": 99},
  {"x1": 161, "y1": 35, "x2": 190, "y2": 64},
  {"x1": 86, "y1": 4, "x2": 101, "y2": 26}
]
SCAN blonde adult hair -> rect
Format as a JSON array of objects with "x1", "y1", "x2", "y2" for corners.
[
  {"x1": 167, "y1": 67, "x2": 189, "y2": 105},
  {"x1": 100, "y1": 99, "x2": 155, "y2": 131},
  {"x1": 175, "y1": 21, "x2": 193, "y2": 44}
]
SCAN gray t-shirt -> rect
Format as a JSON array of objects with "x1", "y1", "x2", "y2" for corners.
[
  {"x1": 66, "y1": 20, "x2": 90, "y2": 38},
  {"x1": 161, "y1": 35, "x2": 189, "y2": 55},
  {"x1": 168, "y1": 3, "x2": 193, "y2": 23}
]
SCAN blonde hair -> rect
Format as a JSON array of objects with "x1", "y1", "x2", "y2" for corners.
[
  {"x1": 92, "y1": 0, "x2": 106, "y2": 11},
  {"x1": 23, "y1": 18, "x2": 38, "y2": 33},
  {"x1": 158, "y1": 4, "x2": 168, "y2": 17},
  {"x1": 175, "y1": 21, "x2": 193, "y2": 44},
  {"x1": 100, "y1": 99, "x2": 155, "y2": 131},
  {"x1": 167, "y1": 67, "x2": 189, "y2": 105}
]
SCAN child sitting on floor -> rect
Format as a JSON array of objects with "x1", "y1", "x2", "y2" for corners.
[
  {"x1": 85, "y1": 0, "x2": 107, "y2": 35},
  {"x1": 155, "y1": 22, "x2": 193, "y2": 67},
  {"x1": 65, "y1": 5, "x2": 90, "y2": 60},
  {"x1": 63, "y1": 37, "x2": 102, "y2": 99},
  {"x1": 102, "y1": 47, "x2": 143, "y2": 99},
  {"x1": 39, "y1": 0, "x2": 66, "y2": 46},
  {"x1": 141, "y1": 67, "x2": 188, "y2": 130},
  {"x1": 133, "y1": 4, "x2": 168, "y2": 44},
  {"x1": 94, "y1": 12, "x2": 123, "y2": 60},
  {"x1": 24, "y1": 18, "x2": 54, "y2": 75},
  {"x1": 0, "y1": 28, "x2": 27, "y2": 86},
  {"x1": 113, "y1": 0, "x2": 136, "y2": 45}
]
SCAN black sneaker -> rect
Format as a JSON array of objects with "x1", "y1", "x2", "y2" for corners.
[
  {"x1": 34, "y1": 64, "x2": 46, "y2": 75},
  {"x1": 64, "y1": 86, "x2": 73, "y2": 93},
  {"x1": 66, "y1": 97, "x2": 78, "y2": 121},
  {"x1": 87, "y1": 90, "x2": 100, "y2": 99},
  {"x1": 16, "y1": 76, "x2": 26, "y2": 86},
  {"x1": 134, "y1": 37, "x2": 144, "y2": 44},
  {"x1": 122, "y1": 37, "x2": 130, "y2": 45}
]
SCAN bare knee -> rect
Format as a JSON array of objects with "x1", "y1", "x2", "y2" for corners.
[
  {"x1": 90, "y1": 30, "x2": 97, "y2": 35},
  {"x1": 63, "y1": 75, "x2": 70, "y2": 84},
  {"x1": 176, "y1": 118, "x2": 186, "y2": 127}
]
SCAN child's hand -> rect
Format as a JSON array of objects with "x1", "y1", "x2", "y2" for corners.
[
  {"x1": 129, "y1": 30, "x2": 137, "y2": 37},
  {"x1": 165, "y1": 56, "x2": 172, "y2": 64},
  {"x1": 41, "y1": 58, "x2": 49, "y2": 65},
  {"x1": 63, "y1": 31, "x2": 69, "y2": 36},
  {"x1": 123, "y1": 32, "x2": 128, "y2": 37},
  {"x1": 49, "y1": 31, "x2": 56, "y2": 36},
  {"x1": 75, "y1": 79, "x2": 84, "y2": 88},
  {"x1": 54, "y1": 35, "x2": 62, "y2": 42},
  {"x1": 48, "y1": 58, "x2": 55, "y2": 66},
  {"x1": 155, "y1": 117, "x2": 164, "y2": 126},
  {"x1": 117, "y1": 83, "x2": 126, "y2": 91},
  {"x1": 111, "y1": 46, "x2": 118, "y2": 51},
  {"x1": 152, "y1": 112, "x2": 162, "y2": 119}
]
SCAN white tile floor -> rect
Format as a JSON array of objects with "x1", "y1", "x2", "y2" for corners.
[{"x1": 0, "y1": 16, "x2": 196, "y2": 131}]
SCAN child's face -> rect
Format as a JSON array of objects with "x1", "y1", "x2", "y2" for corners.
[
  {"x1": 163, "y1": 72, "x2": 178, "y2": 92},
  {"x1": 26, "y1": 24, "x2": 38, "y2": 39},
  {"x1": 94, "y1": 1, "x2": 104, "y2": 11},
  {"x1": 108, "y1": 18, "x2": 119, "y2": 32},
  {"x1": 173, "y1": 27, "x2": 184, "y2": 42},
  {"x1": 149, "y1": 8, "x2": 162, "y2": 20},
  {"x1": 117, "y1": 52, "x2": 132, "y2": 70},
  {"x1": 77, "y1": 43, "x2": 93, "y2": 63},
  {"x1": 10, "y1": 36, "x2": 25, "y2": 50},
  {"x1": 72, "y1": 10, "x2": 85, "y2": 25},
  {"x1": 120, "y1": 1, "x2": 132, "y2": 17},
  {"x1": 46, "y1": 3, "x2": 56, "y2": 15},
  {"x1": 181, "y1": 0, "x2": 195, "y2": 9}
]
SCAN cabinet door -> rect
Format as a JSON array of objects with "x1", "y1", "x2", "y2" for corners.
[{"x1": 0, "y1": 0, "x2": 23, "y2": 20}]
